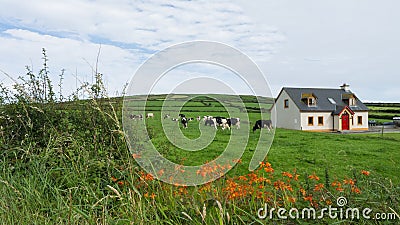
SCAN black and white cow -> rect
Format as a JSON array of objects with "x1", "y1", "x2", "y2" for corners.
[
  {"x1": 227, "y1": 118, "x2": 240, "y2": 129},
  {"x1": 130, "y1": 114, "x2": 143, "y2": 120},
  {"x1": 197, "y1": 116, "x2": 201, "y2": 121},
  {"x1": 203, "y1": 115, "x2": 213, "y2": 122},
  {"x1": 179, "y1": 113, "x2": 186, "y2": 118},
  {"x1": 204, "y1": 118, "x2": 215, "y2": 127},
  {"x1": 214, "y1": 117, "x2": 230, "y2": 130},
  {"x1": 181, "y1": 117, "x2": 188, "y2": 128},
  {"x1": 164, "y1": 114, "x2": 170, "y2": 119},
  {"x1": 252, "y1": 120, "x2": 273, "y2": 132},
  {"x1": 171, "y1": 118, "x2": 179, "y2": 122}
]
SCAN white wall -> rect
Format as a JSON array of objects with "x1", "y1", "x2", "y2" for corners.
[
  {"x1": 300, "y1": 112, "x2": 334, "y2": 131},
  {"x1": 272, "y1": 90, "x2": 301, "y2": 130},
  {"x1": 351, "y1": 111, "x2": 369, "y2": 130}
]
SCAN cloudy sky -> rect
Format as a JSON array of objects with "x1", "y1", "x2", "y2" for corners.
[{"x1": 0, "y1": 0, "x2": 399, "y2": 102}]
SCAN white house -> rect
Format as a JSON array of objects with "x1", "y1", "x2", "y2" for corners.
[{"x1": 271, "y1": 84, "x2": 369, "y2": 132}]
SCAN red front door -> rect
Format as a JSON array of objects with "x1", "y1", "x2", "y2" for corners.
[{"x1": 342, "y1": 113, "x2": 349, "y2": 130}]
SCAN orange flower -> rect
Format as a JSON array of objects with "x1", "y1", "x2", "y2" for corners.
[
  {"x1": 177, "y1": 187, "x2": 188, "y2": 195},
  {"x1": 303, "y1": 195, "x2": 313, "y2": 202},
  {"x1": 336, "y1": 187, "x2": 344, "y2": 192},
  {"x1": 300, "y1": 187, "x2": 306, "y2": 196},
  {"x1": 264, "y1": 167, "x2": 274, "y2": 173},
  {"x1": 273, "y1": 180, "x2": 293, "y2": 192},
  {"x1": 326, "y1": 199, "x2": 332, "y2": 205},
  {"x1": 144, "y1": 192, "x2": 156, "y2": 199},
  {"x1": 343, "y1": 178, "x2": 355, "y2": 186},
  {"x1": 233, "y1": 158, "x2": 242, "y2": 164},
  {"x1": 260, "y1": 161, "x2": 272, "y2": 168},
  {"x1": 314, "y1": 183, "x2": 324, "y2": 192},
  {"x1": 332, "y1": 180, "x2": 344, "y2": 192},
  {"x1": 157, "y1": 169, "x2": 165, "y2": 177},
  {"x1": 238, "y1": 175, "x2": 248, "y2": 181},
  {"x1": 361, "y1": 170, "x2": 370, "y2": 176},
  {"x1": 287, "y1": 196, "x2": 296, "y2": 203},
  {"x1": 111, "y1": 176, "x2": 118, "y2": 182},
  {"x1": 351, "y1": 186, "x2": 361, "y2": 194},
  {"x1": 282, "y1": 172, "x2": 293, "y2": 179},
  {"x1": 308, "y1": 173, "x2": 320, "y2": 181},
  {"x1": 199, "y1": 183, "x2": 212, "y2": 192},
  {"x1": 132, "y1": 153, "x2": 141, "y2": 159},
  {"x1": 117, "y1": 181, "x2": 124, "y2": 187},
  {"x1": 139, "y1": 171, "x2": 154, "y2": 181}
]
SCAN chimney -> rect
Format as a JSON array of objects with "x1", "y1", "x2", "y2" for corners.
[{"x1": 340, "y1": 83, "x2": 350, "y2": 92}]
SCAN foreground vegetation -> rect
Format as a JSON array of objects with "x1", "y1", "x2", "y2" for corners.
[{"x1": 1, "y1": 51, "x2": 399, "y2": 224}]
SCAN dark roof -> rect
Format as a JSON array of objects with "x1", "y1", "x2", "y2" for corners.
[{"x1": 281, "y1": 87, "x2": 369, "y2": 113}]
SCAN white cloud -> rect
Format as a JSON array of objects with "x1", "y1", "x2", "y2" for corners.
[{"x1": 0, "y1": 29, "x2": 142, "y2": 96}]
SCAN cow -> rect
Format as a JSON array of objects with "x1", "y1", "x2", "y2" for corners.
[
  {"x1": 197, "y1": 116, "x2": 201, "y2": 121},
  {"x1": 130, "y1": 114, "x2": 143, "y2": 120},
  {"x1": 252, "y1": 120, "x2": 273, "y2": 132},
  {"x1": 213, "y1": 117, "x2": 230, "y2": 130},
  {"x1": 181, "y1": 117, "x2": 188, "y2": 128},
  {"x1": 227, "y1": 118, "x2": 240, "y2": 129},
  {"x1": 163, "y1": 114, "x2": 170, "y2": 119},
  {"x1": 179, "y1": 113, "x2": 185, "y2": 118},
  {"x1": 188, "y1": 117, "x2": 194, "y2": 121},
  {"x1": 203, "y1": 115, "x2": 213, "y2": 122},
  {"x1": 147, "y1": 113, "x2": 154, "y2": 118},
  {"x1": 171, "y1": 118, "x2": 179, "y2": 122},
  {"x1": 204, "y1": 118, "x2": 215, "y2": 127}
]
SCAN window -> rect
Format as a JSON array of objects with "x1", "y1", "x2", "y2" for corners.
[
  {"x1": 318, "y1": 116, "x2": 324, "y2": 126},
  {"x1": 284, "y1": 99, "x2": 289, "y2": 108},
  {"x1": 358, "y1": 116, "x2": 363, "y2": 125},
  {"x1": 308, "y1": 97, "x2": 316, "y2": 106},
  {"x1": 308, "y1": 116, "x2": 314, "y2": 126},
  {"x1": 349, "y1": 98, "x2": 356, "y2": 106},
  {"x1": 328, "y1": 98, "x2": 336, "y2": 104}
]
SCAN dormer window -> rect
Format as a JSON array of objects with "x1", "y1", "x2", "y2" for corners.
[
  {"x1": 342, "y1": 93, "x2": 356, "y2": 106},
  {"x1": 301, "y1": 93, "x2": 317, "y2": 107},
  {"x1": 308, "y1": 97, "x2": 316, "y2": 106},
  {"x1": 349, "y1": 97, "x2": 356, "y2": 106}
]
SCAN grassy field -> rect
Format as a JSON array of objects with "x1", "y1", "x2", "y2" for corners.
[
  {"x1": 366, "y1": 103, "x2": 400, "y2": 123},
  {"x1": 1, "y1": 93, "x2": 399, "y2": 224}
]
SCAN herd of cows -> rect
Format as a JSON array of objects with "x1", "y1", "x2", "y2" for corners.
[{"x1": 129, "y1": 113, "x2": 273, "y2": 132}]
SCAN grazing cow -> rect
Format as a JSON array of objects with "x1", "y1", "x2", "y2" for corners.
[
  {"x1": 130, "y1": 114, "x2": 143, "y2": 120},
  {"x1": 227, "y1": 118, "x2": 240, "y2": 129},
  {"x1": 188, "y1": 117, "x2": 194, "y2": 121},
  {"x1": 164, "y1": 114, "x2": 170, "y2": 119},
  {"x1": 179, "y1": 113, "x2": 185, "y2": 118},
  {"x1": 181, "y1": 117, "x2": 188, "y2": 128},
  {"x1": 203, "y1": 115, "x2": 213, "y2": 122},
  {"x1": 252, "y1": 120, "x2": 272, "y2": 132},
  {"x1": 147, "y1": 113, "x2": 154, "y2": 118},
  {"x1": 213, "y1": 117, "x2": 230, "y2": 130},
  {"x1": 204, "y1": 118, "x2": 215, "y2": 127},
  {"x1": 171, "y1": 118, "x2": 179, "y2": 122},
  {"x1": 197, "y1": 116, "x2": 201, "y2": 121}
]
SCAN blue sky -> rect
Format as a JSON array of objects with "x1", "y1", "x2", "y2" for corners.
[{"x1": 0, "y1": 0, "x2": 399, "y2": 102}]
